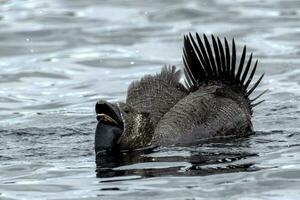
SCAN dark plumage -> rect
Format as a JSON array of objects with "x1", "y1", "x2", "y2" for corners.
[{"x1": 95, "y1": 33, "x2": 265, "y2": 153}]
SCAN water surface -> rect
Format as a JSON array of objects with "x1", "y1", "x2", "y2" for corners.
[{"x1": 0, "y1": 0, "x2": 300, "y2": 199}]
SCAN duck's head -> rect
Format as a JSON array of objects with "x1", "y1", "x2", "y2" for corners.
[
  {"x1": 95, "y1": 100, "x2": 153, "y2": 156},
  {"x1": 95, "y1": 100, "x2": 124, "y2": 155}
]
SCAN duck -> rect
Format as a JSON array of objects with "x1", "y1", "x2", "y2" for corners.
[{"x1": 94, "y1": 33, "x2": 265, "y2": 155}]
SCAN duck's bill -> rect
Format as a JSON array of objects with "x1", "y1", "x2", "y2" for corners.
[
  {"x1": 95, "y1": 101, "x2": 124, "y2": 154},
  {"x1": 95, "y1": 100, "x2": 123, "y2": 128},
  {"x1": 96, "y1": 113, "x2": 119, "y2": 126}
]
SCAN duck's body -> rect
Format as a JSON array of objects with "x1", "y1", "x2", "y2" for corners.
[
  {"x1": 153, "y1": 84, "x2": 252, "y2": 146},
  {"x1": 95, "y1": 33, "x2": 265, "y2": 154}
]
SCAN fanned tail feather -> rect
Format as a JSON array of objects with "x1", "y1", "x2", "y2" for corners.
[{"x1": 183, "y1": 33, "x2": 266, "y2": 112}]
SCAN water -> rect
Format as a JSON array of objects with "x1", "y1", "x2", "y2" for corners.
[{"x1": 0, "y1": 0, "x2": 300, "y2": 199}]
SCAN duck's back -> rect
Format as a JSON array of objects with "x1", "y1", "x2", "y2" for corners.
[
  {"x1": 152, "y1": 33, "x2": 265, "y2": 145},
  {"x1": 126, "y1": 66, "x2": 188, "y2": 126},
  {"x1": 153, "y1": 85, "x2": 252, "y2": 145}
]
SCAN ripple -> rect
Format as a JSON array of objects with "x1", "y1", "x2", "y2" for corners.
[
  {"x1": 1, "y1": 0, "x2": 300, "y2": 199},
  {"x1": 0, "y1": 72, "x2": 68, "y2": 83}
]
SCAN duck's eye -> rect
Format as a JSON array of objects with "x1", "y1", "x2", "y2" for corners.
[{"x1": 120, "y1": 103, "x2": 134, "y2": 115}]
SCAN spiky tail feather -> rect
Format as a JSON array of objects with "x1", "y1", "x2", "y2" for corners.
[{"x1": 183, "y1": 33, "x2": 266, "y2": 113}]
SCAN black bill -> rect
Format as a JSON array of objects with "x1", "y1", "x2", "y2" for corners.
[{"x1": 95, "y1": 100, "x2": 124, "y2": 155}]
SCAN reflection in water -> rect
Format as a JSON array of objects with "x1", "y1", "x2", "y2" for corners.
[{"x1": 96, "y1": 138, "x2": 259, "y2": 179}]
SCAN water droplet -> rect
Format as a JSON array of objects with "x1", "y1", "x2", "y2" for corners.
[{"x1": 130, "y1": 61, "x2": 135, "y2": 65}]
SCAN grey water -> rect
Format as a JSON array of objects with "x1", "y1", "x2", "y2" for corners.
[{"x1": 0, "y1": 0, "x2": 300, "y2": 199}]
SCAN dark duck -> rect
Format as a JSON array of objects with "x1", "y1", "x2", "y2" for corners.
[{"x1": 95, "y1": 33, "x2": 265, "y2": 155}]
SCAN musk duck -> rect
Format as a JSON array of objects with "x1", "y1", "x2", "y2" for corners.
[{"x1": 95, "y1": 33, "x2": 265, "y2": 155}]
